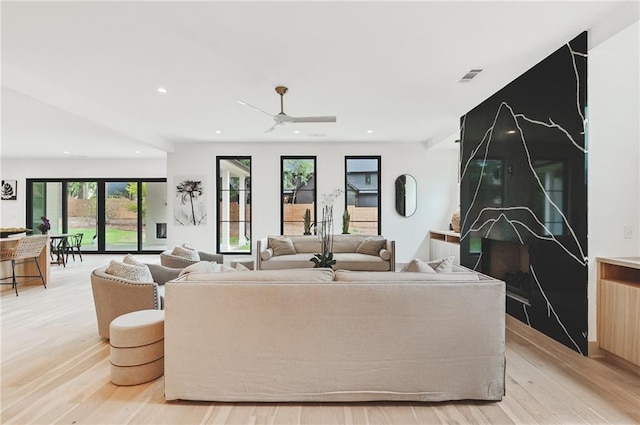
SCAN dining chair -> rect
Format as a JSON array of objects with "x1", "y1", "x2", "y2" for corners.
[
  {"x1": 66, "y1": 233, "x2": 83, "y2": 262},
  {"x1": 50, "y1": 236, "x2": 68, "y2": 267},
  {"x1": 0, "y1": 235, "x2": 49, "y2": 296}
]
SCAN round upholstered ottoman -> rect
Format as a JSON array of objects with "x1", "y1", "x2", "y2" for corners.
[{"x1": 109, "y1": 309, "x2": 164, "y2": 386}]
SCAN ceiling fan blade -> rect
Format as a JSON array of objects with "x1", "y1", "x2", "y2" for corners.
[
  {"x1": 290, "y1": 116, "x2": 337, "y2": 123},
  {"x1": 237, "y1": 100, "x2": 275, "y2": 118},
  {"x1": 264, "y1": 122, "x2": 281, "y2": 133}
]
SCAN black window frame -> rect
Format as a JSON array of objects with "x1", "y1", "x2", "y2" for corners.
[
  {"x1": 216, "y1": 156, "x2": 252, "y2": 255},
  {"x1": 25, "y1": 178, "x2": 166, "y2": 254},
  {"x1": 280, "y1": 156, "x2": 317, "y2": 235},
  {"x1": 344, "y1": 156, "x2": 382, "y2": 235}
]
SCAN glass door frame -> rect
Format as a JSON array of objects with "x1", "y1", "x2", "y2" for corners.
[{"x1": 26, "y1": 178, "x2": 167, "y2": 254}]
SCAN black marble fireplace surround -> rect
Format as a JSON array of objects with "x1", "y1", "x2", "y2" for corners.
[{"x1": 459, "y1": 32, "x2": 588, "y2": 354}]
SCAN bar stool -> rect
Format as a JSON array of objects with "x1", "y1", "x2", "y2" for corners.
[{"x1": 0, "y1": 235, "x2": 49, "y2": 296}]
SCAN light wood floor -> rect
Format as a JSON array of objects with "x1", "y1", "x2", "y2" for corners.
[{"x1": 1, "y1": 255, "x2": 639, "y2": 425}]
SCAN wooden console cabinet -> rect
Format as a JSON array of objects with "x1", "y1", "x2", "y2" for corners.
[
  {"x1": 429, "y1": 230, "x2": 460, "y2": 264},
  {"x1": 597, "y1": 257, "x2": 640, "y2": 368}
]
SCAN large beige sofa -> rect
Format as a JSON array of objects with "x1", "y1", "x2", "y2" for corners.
[
  {"x1": 256, "y1": 235, "x2": 396, "y2": 271},
  {"x1": 164, "y1": 266, "x2": 505, "y2": 402}
]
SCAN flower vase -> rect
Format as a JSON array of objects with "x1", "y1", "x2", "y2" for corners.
[{"x1": 451, "y1": 208, "x2": 461, "y2": 233}]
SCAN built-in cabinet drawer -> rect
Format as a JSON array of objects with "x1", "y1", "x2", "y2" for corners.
[{"x1": 429, "y1": 230, "x2": 460, "y2": 264}]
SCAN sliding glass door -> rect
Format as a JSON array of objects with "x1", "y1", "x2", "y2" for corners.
[
  {"x1": 67, "y1": 181, "x2": 98, "y2": 251},
  {"x1": 105, "y1": 181, "x2": 138, "y2": 251},
  {"x1": 26, "y1": 178, "x2": 167, "y2": 253}
]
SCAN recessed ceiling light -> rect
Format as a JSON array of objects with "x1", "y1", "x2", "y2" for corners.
[
  {"x1": 215, "y1": 130, "x2": 222, "y2": 134},
  {"x1": 367, "y1": 129, "x2": 374, "y2": 134},
  {"x1": 134, "y1": 150, "x2": 141, "y2": 154},
  {"x1": 63, "y1": 151, "x2": 70, "y2": 154},
  {"x1": 506, "y1": 130, "x2": 517, "y2": 134},
  {"x1": 157, "y1": 87, "x2": 167, "y2": 94},
  {"x1": 293, "y1": 130, "x2": 300, "y2": 134}
]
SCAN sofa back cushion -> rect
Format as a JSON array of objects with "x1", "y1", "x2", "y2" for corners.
[
  {"x1": 334, "y1": 270, "x2": 480, "y2": 282},
  {"x1": 268, "y1": 236, "x2": 297, "y2": 256},
  {"x1": 184, "y1": 268, "x2": 335, "y2": 283},
  {"x1": 332, "y1": 235, "x2": 375, "y2": 253},
  {"x1": 288, "y1": 236, "x2": 322, "y2": 253}
]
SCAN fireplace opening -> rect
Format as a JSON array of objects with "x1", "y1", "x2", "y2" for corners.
[
  {"x1": 156, "y1": 223, "x2": 167, "y2": 239},
  {"x1": 482, "y1": 239, "x2": 531, "y2": 304}
]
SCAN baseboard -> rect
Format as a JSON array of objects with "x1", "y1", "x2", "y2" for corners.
[
  {"x1": 588, "y1": 341, "x2": 603, "y2": 358},
  {"x1": 600, "y1": 349, "x2": 640, "y2": 376}
]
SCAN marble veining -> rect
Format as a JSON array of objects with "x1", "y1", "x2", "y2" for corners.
[{"x1": 459, "y1": 32, "x2": 588, "y2": 354}]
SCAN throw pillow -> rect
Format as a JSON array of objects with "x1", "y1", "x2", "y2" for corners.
[
  {"x1": 269, "y1": 237, "x2": 296, "y2": 256},
  {"x1": 356, "y1": 237, "x2": 386, "y2": 256},
  {"x1": 401, "y1": 259, "x2": 437, "y2": 273},
  {"x1": 171, "y1": 245, "x2": 201, "y2": 261},
  {"x1": 105, "y1": 260, "x2": 154, "y2": 282},
  {"x1": 178, "y1": 261, "x2": 235, "y2": 276},
  {"x1": 235, "y1": 262, "x2": 250, "y2": 271},
  {"x1": 379, "y1": 249, "x2": 392, "y2": 261},
  {"x1": 122, "y1": 253, "x2": 145, "y2": 267},
  {"x1": 260, "y1": 248, "x2": 274, "y2": 260},
  {"x1": 427, "y1": 256, "x2": 455, "y2": 273},
  {"x1": 182, "y1": 242, "x2": 196, "y2": 251},
  {"x1": 178, "y1": 261, "x2": 217, "y2": 276}
]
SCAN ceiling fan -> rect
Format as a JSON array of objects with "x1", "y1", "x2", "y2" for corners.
[{"x1": 238, "y1": 86, "x2": 337, "y2": 133}]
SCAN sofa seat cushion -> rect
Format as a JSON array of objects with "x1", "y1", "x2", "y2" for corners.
[
  {"x1": 184, "y1": 268, "x2": 335, "y2": 283},
  {"x1": 260, "y1": 252, "x2": 390, "y2": 271},
  {"x1": 334, "y1": 270, "x2": 480, "y2": 282},
  {"x1": 260, "y1": 253, "x2": 316, "y2": 270},
  {"x1": 333, "y1": 253, "x2": 390, "y2": 271}
]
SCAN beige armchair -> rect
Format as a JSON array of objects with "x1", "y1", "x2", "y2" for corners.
[
  {"x1": 90, "y1": 264, "x2": 182, "y2": 339},
  {"x1": 160, "y1": 250, "x2": 223, "y2": 268}
]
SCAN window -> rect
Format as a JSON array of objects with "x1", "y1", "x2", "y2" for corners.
[
  {"x1": 217, "y1": 157, "x2": 251, "y2": 254},
  {"x1": 345, "y1": 156, "x2": 381, "y2": 235},
  {"x1": 26, "y1": 179, "x2": 167, "y2": 253},
  {"x1": 281, "y1": 157, "x2": 316, "y2": 235}
]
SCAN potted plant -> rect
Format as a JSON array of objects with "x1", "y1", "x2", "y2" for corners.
[
  {"x1": 342, "y1": 209, "x2": 350, "y2": 234},
  {"x1": 37, "y1": 216, "x2": 51, "y2": 234},
  {"x1": 302, "y1": 208, "x2": 312, "y2": 235},
  {"x1": 310, "y1": 188, "x2": 343, "y2": 269}
]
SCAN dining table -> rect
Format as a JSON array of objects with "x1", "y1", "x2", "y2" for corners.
[{"x1": 49, "y1": 234, "x2": 70, "y2": 267}]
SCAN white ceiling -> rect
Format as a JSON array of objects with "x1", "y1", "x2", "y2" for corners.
[{"x1": 1, "y1": 1, "x2": 638, "y2": 159}]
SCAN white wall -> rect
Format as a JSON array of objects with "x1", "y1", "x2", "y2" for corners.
[
  {"x1": 0, "y1": 158, "x2": 166, "y2": 227},
  {"x1": 167, "y1": 141, "x2": 460, "y2": 264},
  {"x1": 588, "y1": 20, "x2": 640, "y2": 343}
]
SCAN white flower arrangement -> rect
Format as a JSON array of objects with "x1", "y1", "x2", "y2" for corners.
[{"x1": 312, "y1": 188, "x2": 344, "y2": 268}]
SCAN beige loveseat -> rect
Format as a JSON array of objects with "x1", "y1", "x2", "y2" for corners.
[
  {"x1": 256, "y1": 235, "x2": 395, "y2": 271},
  {"x1": 164, "y1": 266, "x2": 505, "y2": 402}
]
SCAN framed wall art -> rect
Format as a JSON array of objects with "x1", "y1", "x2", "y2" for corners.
[{"x1": 1, "y1": 180, "x2": 17, "y2": 200}]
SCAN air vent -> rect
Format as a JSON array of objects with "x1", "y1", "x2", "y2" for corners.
[{"x1": 459, "y1": 69, "x2": 483, "y2": 82}]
